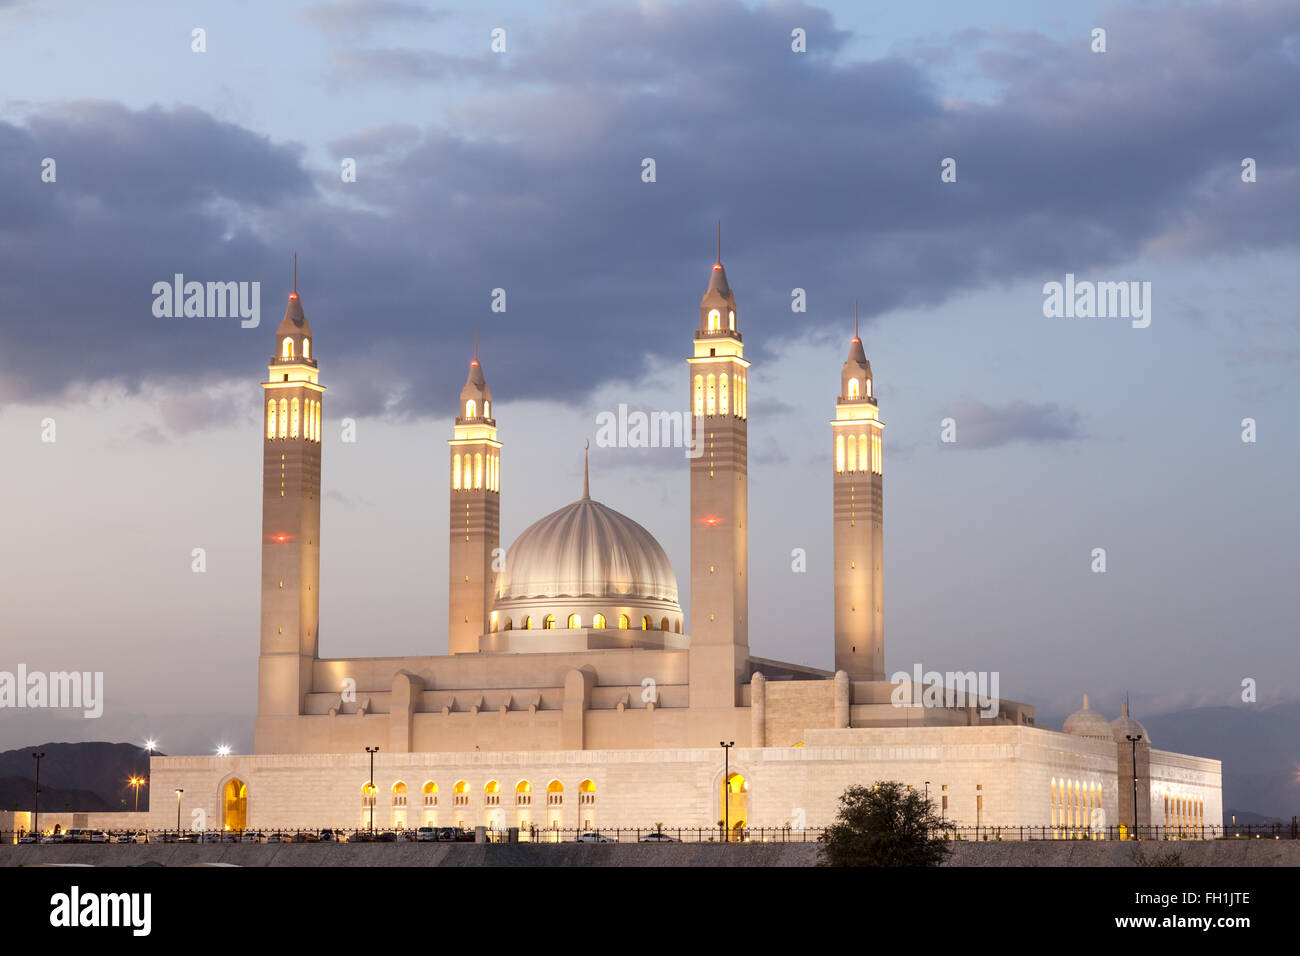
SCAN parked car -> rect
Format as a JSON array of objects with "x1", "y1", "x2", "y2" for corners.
[
  {"x1": 17, "y1": 833, "x2": 38, "y2": 844},
  {"x1": 292, "y1": 831, "x2": 319, "y2": 843},
  {"x1": 318, "y1": 829, "x2": 337, "y2": 842},
  {"x1": 575, "y1": 832, "x2": 614, "y2": 843},
  {"x1": 347, "y1": 830, "x2": 374, "y2": 843},
  {"x1": 241, "y1": 831, "x2": 263, "y2": 844},
  {"x1": 375, "y1": 831, "x2": 398, "y2": 843},
  {"x1": 416, "y1": 826, "x2": 438, "y2": 842},
  {"x1": 112, "y1": 831, "x2": 144, "y2": 844},
  {"x1": 201, "y1": 831, "x2": 222, "y2": 844},
  {"x1": 638, "y1": 832, "x2": 679, "y2": 843},
  {"x1": 266, "y1": 831, "x2": 287, "y2": 843}
]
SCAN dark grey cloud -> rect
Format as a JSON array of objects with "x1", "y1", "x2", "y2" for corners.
[
  {"x1": 940, "y1": 398, "x2": 1084, "y2": 449},
  {"x1": 3, "y1": 0, "x2": 1300, "y2": 425}
]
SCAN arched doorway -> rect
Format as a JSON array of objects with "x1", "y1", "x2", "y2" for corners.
[
  {"x1": 221, "y1": 778, "x2": 248, "y2": 831},
  {"x1": 421, "y1": 782, "x2": 438, "y2": 826},
  {"x1": 391, "y1": 781, "x2": 408, "y2": 830},
  {"x1": 720, "y1": 773, "x2": 747, "y2": 841},
  {"x1": 578, "y1": 779, "x2": 596, "y2": 830},
  {"x1": 546, "y1": 780, "x2": 564, "y2": 839}
]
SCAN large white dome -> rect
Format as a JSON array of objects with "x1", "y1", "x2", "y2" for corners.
[{"x1": 495, "y1": 497, "x2": 679, "y2": 604}]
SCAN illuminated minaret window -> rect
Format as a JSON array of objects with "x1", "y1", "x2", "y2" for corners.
[
  {"x1": 257, "y1": 257, "x2": 324, "y2": 734},
  {"x1": 831, "y1": 303, "x2": 884, "y2": 681},
  {"x1": 448, "y1": 334, "x2": 501, "y2": 654},
  {"x1": 687, "y1": 224, "x2": 750, "y2": 708}
]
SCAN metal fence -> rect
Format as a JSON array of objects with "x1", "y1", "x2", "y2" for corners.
[{"x1": 5, "y1": 818, "x2": 1298, "y2": 845}]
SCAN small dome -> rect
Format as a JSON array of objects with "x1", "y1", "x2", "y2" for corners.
[
  {"x1": 1110, "y1": 701, "x2": 1151, "y2": 746},
  {"x1": 495, "y1": 497, "x2": 678, "y2": 605},
  {"x1": 1063, "y1": 693, "x2": 1112, "y2": 740}
]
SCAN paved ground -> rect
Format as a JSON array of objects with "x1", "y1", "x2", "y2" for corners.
[{"x1": 3, "y1": 840, "x2": 1298, "y2": 866}]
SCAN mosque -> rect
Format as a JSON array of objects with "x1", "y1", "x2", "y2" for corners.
[{"x1": 147, "y1": 247, "x2": 1222, "y2": 838}]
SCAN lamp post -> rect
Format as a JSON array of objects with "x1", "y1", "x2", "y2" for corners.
[
  {"x1": 32, "y1": 752, "x2": 45, "y2": 838},
  {"x1": 128, "y1": 776, "x2": 146, "y2": 812},
  {"x1": 1126, "y1": 733, "x2": 1143, "y2": 839},
  {"x1": 365, "y1": 746, "x2": 380, "y2": 833},
  {"x1": 976, "y1": 784, "x2": 983, "y2": 834},
  {"x1": 175, "y1": 788, "x2": 183, "y2": 835},
  {"x1": 719, "y1": 741, "x2": 734, "y2": 842}
]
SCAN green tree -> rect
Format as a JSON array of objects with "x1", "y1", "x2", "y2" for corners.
[{"x1": 819, "y1": 781, "x2": 951, "y2": 867}]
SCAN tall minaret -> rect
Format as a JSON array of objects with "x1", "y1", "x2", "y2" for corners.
[
  {"x1": 831, "y1": 305, "x2": 884, "y2": 680},
  {"x1": 447, "y1": 340, "x2": 500, "y2": 654},
  {"x1": 688, "y1": 226, "x2": 750, "y2": 708},
  {"x1": 257, "y1": 261, "x2": 324, "y2": 728}
]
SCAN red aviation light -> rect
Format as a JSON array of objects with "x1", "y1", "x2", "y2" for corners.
[
  {"x1": 702, "y1": 516, "x2": 723, "y2": 527},
  {"x1": 270, "y1": 533, "x2": 291, "y2": 543},
  {"x1": 289, "y1": 294, "x2": 298, "y2": 300},
  {"x1": 712, "y1": 264, "x2": 722, "y2": 270}
]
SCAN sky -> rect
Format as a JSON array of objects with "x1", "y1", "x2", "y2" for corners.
[{"x1": 1, "y1": 0, "x2": 1297, "y2": 755}]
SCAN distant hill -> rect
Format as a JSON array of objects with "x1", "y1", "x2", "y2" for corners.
[
  {"x1": 0, "y1": 776, "x2": 113, "y2": 813},
  {"x1": 0, "y1": 742, "x2": 155, "y2": 812}
]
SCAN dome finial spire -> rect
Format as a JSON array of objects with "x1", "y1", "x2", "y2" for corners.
[{"x1": 582, "y1": 440, "x2": 590, "y2": 500}]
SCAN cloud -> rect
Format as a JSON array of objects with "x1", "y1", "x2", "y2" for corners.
[
  {"x1": 301, "y1": 0, "x2": 448, "y2": 39},
  {"x1": 941, "y1": 398, "x2": 1084, "y2": 449},
  {"x1": 3, "y1": 1, "x2": 1300, "y2": 420}
]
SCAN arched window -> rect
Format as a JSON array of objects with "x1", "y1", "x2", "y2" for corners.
[
  {"x1": 706, "y1": 374, "x2": 716, "y2": 416},
  {"x1": 452, "y1": 453, "x2": 461, "y2": 490},
  {"x1": 618, "y1": 614, "x2": 629, "y2": 630},
  {"x1": 361, "y1": 782, "x2": 376, "y2": 809},
  {"x1": 729, "y1": 310, "x2": 735, "y2": 331},
  {"x1": 266, "y1": 400, "x2": 276, "y2": 439},
  {"x1": 547, "y1": 780, "x2": 564, "y2": 806},
  {"x1": 847, "y1": 434, "x2": 857, "y2": 471},
  {"x1": 642, "y1": 615, "x2": 652, "y2": 630},
  {"x1": 835, "y1": 434, "x2": 845, "y2": 473},
  {"x1": 515, "y1": 781, "x2": 532, "y2": 806},
  {"x1": 865, "y1": 377, "x2": 872, "y2": 398},
  {"x1": 303, "y1": 338, "x2": 311, "y2": 360},
  {"x1": 484, "y1": 780, "x2": 501, "y2": 806},
  {"x1": 489, "y1": 612, "x2": 498, "y2": 633},
  {"x1": 278, "y1": 398, "x2": 288, "y2": 439},
  {"x1": 848, "y1": 378, "x2": 860, "y2": 399},
  {"x1": 579, "y1": 779, "x2": 596, "y2": 804},
  {"x1": 674, "y1": 619, "x2": 681, "y2": 633},
  {"x1": 422, "y1": 782, "x2": 438, "y2": 806},
  {"x1": 453, "y1": 781, "x2": 469, "y2": 807},
  {"x1": 314, "y1": 401, "x2": 320, "y2": 441},
  {"x1": 484, "y1": 400, "x2": 490, "y2": 419},
  {"x1": 567, "y1": 613, "x2": 581, "y2": 628},
  {"x1": 305, "y1": 400, "x2": 313, "y2": 441},
  {"x1": 521, "y1": 616, "x2": 531, "y2": 630},
  {"x1": 392, "y1": 781, "x2": 408, "y2": 807},
  {"x1": 474, "y1": 452, "x2": 483, "y2": 490},
  {"x1": 708, "y1": 309, "x2": 720, "y2": 332},
  {"x1": 660, "y1": 616, "x2": 669, "y2": 630},
  {"x1": 290, "y1": 397, "x2": 300, "y2": 439},
  {"x1": 463, "y1": 456, "x2": 472, "y2": 490},
  {"x1": 543, "y1": 614, "x2": 555, "y2": 630},
  {"x1": 502, "y1": 617, "x2": 512, "y2": 631},
  {"x1": 592, "y1": 613, "x2": 606, "y2": 629},
  {"x1": 466, "y1": 399, "x2": 476, "y2": 419},
  {"x1": 719, "y1": 373, "x2": 729, "y2": 416},
  {"x1": 694, "y1": 375, "x2": 704, "y2": 417},
  {"x1": 740, "y1": 376, "x2": 746, "y2": 418},
  {"x1": 282, "y1": 338, "x2": 294, "y2": 359}
]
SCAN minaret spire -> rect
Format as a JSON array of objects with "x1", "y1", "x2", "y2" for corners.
[
  {"x1": 293, "y1": 253, "x2": 297, "y2": 296},
  {"x1": 854, "y1": 300, "x2": 859, "y2": 339},
  {"x1": 474, "y1": 325, "x2": 478, "y2": 364},
  {"x1": 716, "y1": 220, "x2": 721, "y2": 264},
  {"x1": 582, "y1": 440, "x2": 590, "y2": 500}
]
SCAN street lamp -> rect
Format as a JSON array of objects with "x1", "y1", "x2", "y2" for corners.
[
  {"x1": 32, "y1": 752, "x2": 45, "y2": 838},
  {"x1": 719, "y1": 741, "x2": 734, "y2": 842},
  {"x1": 175, "y1": 788, "x2": 184, "y2": 835},
  {"x1": 1126, "y1": 733, "x2": 1143, "y2": 838},
  {"x1": 365, "y1": 746, "x2": 380, "y2": 833},
  {"x1": 128, "y1": 776, "x2": 146, "y2": 813},
  {"x1": 976, "y1": 784, "x2": 983, "y2": 833}
]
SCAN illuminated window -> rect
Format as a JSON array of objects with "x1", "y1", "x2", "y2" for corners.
[
  {"x1": 847, "y1": 434, "x2": 857, "y2": 471},
  {"x1": 706, "y1": 374, "x2": 716, "y2": 416},
  {"x1": 484, "y1": 780, "x2": 501, "y2": 807},
  {"x1": 708, "y1": 309, "x2": 720, "y2": 331},
  {"x1": 315, "y1": 401, "x2": 320, "y2": 442},
  {"x1": 466, "y1": 399, "x2": 476, "y2": 419},
  {"x1": 618, "y1": 614, "x2": 629, "y2": 630},
  {"x1": 453, "y1": 781, "x2": 469, "y2": 807},
  {"x1": 516, "y1": 781, "x2": 532, "y2": 806},
  {"x1": 848, "y1": 378, "x2": 860, "y2": 399},
  {"x1": 474, "y1": 452, "x2": 483, "y2": 490},
  {"x1": 543, "y1": 614, "x2": 555, "y2": 630},
  {"x1": 729, "y1": 310, "x2": 735, "y2": 331},
  {"x1": 579, "y1": 779, "x2": 595, "y2": 805},
  {"x1": 567, "y1": 613, "x2": 581, "y2": 628},
  {"x1": 489, "y1": 612, "x2": 498, "y2": 632},
  {"x1": 452, "y1": 453, "x2": 461, "y2": 490},
  {"x1": 290, "y1": 398, "x2": 300, "y2": 439},
  {"x1": 484, "y1": 400, "x2": 490, "y2": 418},
  {"x1": 592, "y1": 613, "x2": 606, "y2": 629},
  {"x1": 641, "y1": 615, "x2": 652, "y2": 630},
  {"x1": 865, "y1": 377, "x2": 871, "y2": 398},
  {"x1": 521, "y1": 616, "x2": 531, "y2": 630},
  {"x1": 463, "y1": 456, "x2": 472, "y2": 490},
  {"x1": 266, "y1": 400, "x2": 276, "y2": 439},
  {"x1": 278, "y1": 398, "x2": 288, "y2": 439},
  {"x1": 547, "y1": 780, "x2": 564, "y2": 806},
  {"x1": 835, "y1": 435, "x2": 845, "y2": 473},
  {"x1": 719, "y1": 373, "x2": 729, "y2": 416},
  {"x1": 858, "y1": 434, "x2": 867, "y2": 472},
  {"x1": 694, "y1": 375, "x2": 704, "y2": 417},
  {"x1": 391, "y1": 781, "x2": 408, "y2": 807},
  {"x1": 303, "y1": 338, "x2": 311, "y2": 360},
  {"x1": 282, "y1": 337, "x2": 294, "y2": 359},
  {"x1": 422, "y1": 782, "x2": 438, "y2": 807}
]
